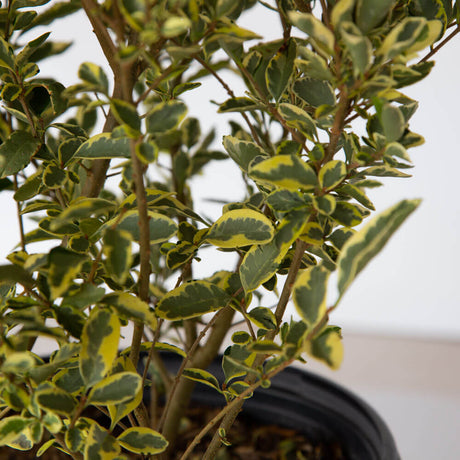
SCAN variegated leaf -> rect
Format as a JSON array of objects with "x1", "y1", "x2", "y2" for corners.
[
  {"x1": 156, "y1": 281, "x2": 231, "y2": 320},
  {"x1": 84, "y1": 423, "x2": 120, "y2": 459},
  {"x1": 73, "y1": 133, "x2": 131, "y2": 159},
  {"x1": 240, "y1": 209, "x2": 308, "y2": 292},
  {"x1": 80, "y1": 307, "x2": 120, "y2": 387},
  {"x1": 305, "y1": 326, "x2": 344, "y2": 370},
  {"x1": 101, "y1": 292, "x2": 157, "y2": 329},
  {"x1": 117, "y1": 427, "x2": 168, "y2": 455},
  {"x1": 207, "y1": 209, "x2": 275, "y2": 248},
  {"x1": 249, "y1": 155, "x2": 317, "y2": 192},
  {"x1": 318, "y1": 160, "x2": 347, "y2": 191},
  {"x1": 88, "y1": 371, "x2": 142, "y2": 405},
  {"x1": 337, "y1": 199, "x2": 420, "y2": 295},
  {"x1": 293, "y1": 265, "x2": 330, "y2": 328}
]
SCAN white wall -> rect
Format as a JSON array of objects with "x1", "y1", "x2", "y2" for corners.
[{"x1": 1, "y1": 4, "x2": 459, "y2": 341}]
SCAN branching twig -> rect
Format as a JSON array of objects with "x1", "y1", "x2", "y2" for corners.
[{"x1": 182, "y1": 356, "x2": 295, "y2": 460}]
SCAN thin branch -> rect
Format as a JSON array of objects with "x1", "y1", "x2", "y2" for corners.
[
  {"x1": 272, "y1": 239, "x2": 307, "y2": 331},
  {"x1": 182, "y1": 356, "x2": 295, "y2": 460},
  {"x1": 193, "y1": 55, "x2": 263, "y2": 147},
  {"x1": 157, "y1": 308, "x2": 227, "y2": 432},
  {"x1": 13, "y1": 175, "x2": 26, "y2": 252},
  {"x1": 420, "y1": 24, "x2": 460, "y2": 63},
  {"x1": 81, "y1": 0, "x2": 118, "y2": 73}
]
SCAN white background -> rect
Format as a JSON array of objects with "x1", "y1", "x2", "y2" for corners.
[{"x1": 1, "y1": 3, "x2": 459, "y2": 343}]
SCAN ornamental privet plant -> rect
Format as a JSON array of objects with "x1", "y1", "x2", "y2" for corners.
[{"x1": 0, "y1": 0, "x2": 458, "y2": 458}]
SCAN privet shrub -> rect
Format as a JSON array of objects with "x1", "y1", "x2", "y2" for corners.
[{"x1": 0, "y1": 0, "x2": 458, "y2": 458}]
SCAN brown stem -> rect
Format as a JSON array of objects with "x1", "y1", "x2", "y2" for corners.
[
  {"x1": 13, "y1": 175, "x2": 26, "y2": 252},
  {"x1": 272, "y1": 239, "x2": 308, "y2": 331},
  {"x1": 202, "y1": 240, "x2": 308, "y2": 458},
  {"x1": 81, "y1": 0, "x2": 118, "y2": 73},
  {"x1": 128, "y1": 139, "x2": 151, "y2": 369},
  {"x1": 185, "y1": 356, "x2": 295, "y2": 460},
  {"x1": 194, "y1": 55, "x2": 263, "y2": 147},
  {"x1": 324, "y1": 87, "x2": 350, "y2": 164},
  {"x1": 420, "y1": 25, "x2": 460, "y2": 63},
  {"x1": 160, "y1": 304, "x2": 236, "y2": 451}
]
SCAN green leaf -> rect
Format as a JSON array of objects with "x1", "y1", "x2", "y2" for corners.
[
  {"x1": 165, "y1": 241, "x2": 197, "y2": 270},
  {"x1": 278, "y1": 103, "x2": 317, "y2": 140},
  {"x1": 331, "y1": 0, "x2": 356, "y2": 26},
  {"x1": 68, "y1": 234, "x2": 90, "y2": 253},
  {"x1": 222, "y1": 135, "x2": 268, "y2": 171},
  {"x1": 161, "y1": 15, "x2": 191, "y2": 38},
  {"x1": 356, "y1": 0, "x2": 395, "y2": 33},
  {"x1": 293, "y1": 265, "x2": 330, "y2": 328},
  {"x1": 62, "y1": 283, "x2": 105, "y2": 309},
  {"x1": 101, "y1": 292, "x2": 157, "y2": 329},
  {"x1": 43, "y1": 162, "x2": 67, "y2": 189},
  {"x1": 106, "y1": 357, "x2": 143, "y2": 430},
  {"x1": 0, "y1": 264, "x2": 34, "y2": 288},
  {"x1": 337, "y1": 199, "x2": 420, "y2": 295},
  {"x1": 73, "y1": 133, "x2": 131, "y2": 159},
  {"x1": 232, "y1": 331, "x2": 251, "y2": 344},
  {"x1": 36, "y1": 439, "x2": 55, "y2": 457},
  {"x1": 379, "y1": 17, "x2": 427, "y2": 59},
  {"x1": 378, "y1": 104, "x2": 406, "y2": 142},
  {"x1": 156, "y1": 281, "x2": 231, "y2": 320},
  {"x1": 1, "y1": 351, "x2": 36, "y2": 374},
  {"x1": 16, "y1": 32, "x2": 50, "y2": 66},
  {"x1": 182, "y1": 368, "x2": 222, "y2": 392},
  {"x1": 288, "y1": 12, "x2": 335, "y2": 54},
  {"x1": 84, "y1": 423, "x2": 120, "y2": 459},
  {"x1": 136, "y1": 140, "x2": 158, "y2": 163},
  {"x1": 246, "y1": 310, "x2": 275, "y2": 333},
  {"x1": 146, "y1": 100, "x2": 187, "y2": 133},
  {"x1": 54, "y1": 367, "x2": 84, "y2": 394},
  {"x1": 299, "y1": 222, "x2": 324, "y2": 245},
  {"x1": 0, "y1": 416, "x2": 31, "y2": 447},
  {"x1": 78, "y1": 62, "x2": 109, "y2": 94},
  {"x1": 80, "y1": 307, "x2": 120, "y2": 387},
  {"x1": 42, "y1": 412, "x2": 62, "y2": 434},
  {"x1": 106, "y1": 210, "x2": 177, "y2": 244},
  {"x1": 36, "y1": 383, "x2": 76, "y2": 415},
  {"x1": 306, "y1": 326, "x2": 343, "y2": 369},
  {"x1": 331, "y1": 201, "x2": 363, "y2": 227},
  {"x1": 336, "y1": 183, "x2": 375, "y2": 210},
  {"x1": 207, "y1": 209, "x2": 275, "y2": 248},
  {"x1": 339, "y1": 21, "x2": 372, "y2": 75},
  {"x1": 117, "y1": 427, "x2": 168, "y2": 455},
  {"x1": 52, "y1": 198, "x2": 117, "y2": 227},
  {"x1": 65, "y1": 422, "x2": 85, "y2": 453},
  {"x1": 247, "y1": 340, "x2": 283, "y2": 354},
  {"x1": 318, "y1": 160, "x2": 347, "y2": 191},
  {"x1": 48, "y1": 247, "x2": 88, "y2": 300},
  {"x1": 249, "y1": 154, "x2": 317, "y2": 192},
  {"x1": 362, "y1": 164, "x2": 411, "y2": 178},
  {"x1": 0, "y1": 36, "x2": 16, "y2": 70},
  {"x1": 58, "y1": 137, "x2": 84, "y2": 167},
  {"x1": 293, "y1": 78, "x2": 335, "y2": 107},
  {"x1": 266, "y1": 38, "x2": 296, "y2": 102},
  {"x1": 240, "y1": 210, "x2": 308, "y2": 292},
  {"x1": 0, "y1": 132, "x2": 41, "y2": 179},
  {"x1": 266, "y1": 189, "x2": 306, "y2": 213},
  {"x1": 111, "y1": 99, "x2": 141, "y2": 135},
  {"x1": 297, "y1": 47, "x2": 334, "y2": 81},
  {"x1": 218, "y1": 97, "x2": 261, "y2": 113},
  {"x1": 88, "y1": 372, "x2": 142, "y2": 405},
  {"x1": 103, "y1": 228, "x2": 132, "y2": 285}
]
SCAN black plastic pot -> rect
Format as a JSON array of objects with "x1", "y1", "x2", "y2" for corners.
[{"x1": 160, "y1": 353, "x2": 401, "y2": 460}]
